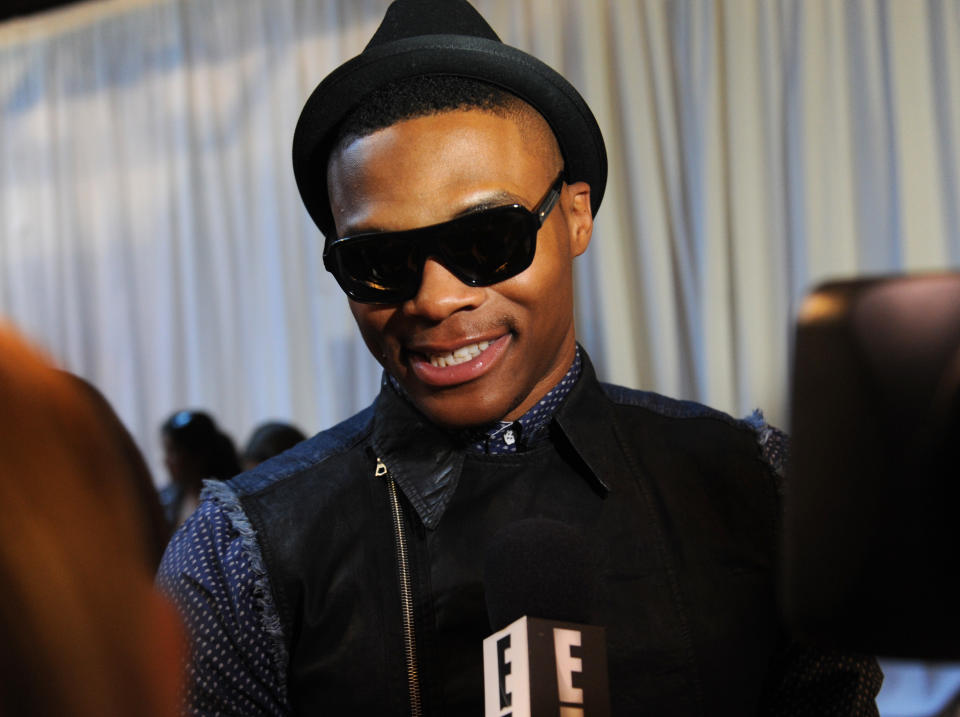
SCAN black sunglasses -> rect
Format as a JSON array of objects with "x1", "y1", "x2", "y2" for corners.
[{"x1": 323, "y1": 174, "x2": 565, "y2": 304}]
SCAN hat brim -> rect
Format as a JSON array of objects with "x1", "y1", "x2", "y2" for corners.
[{"x1": 292, "y1": 34, "x2": 607, "y2": 242}]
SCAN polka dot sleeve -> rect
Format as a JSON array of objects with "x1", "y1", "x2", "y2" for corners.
[
  {"x1": 759, "y1": 643, "x2": 883, "y2": 715},
  {"x1": 157, "y1": 496, "x2": 290, "y2": 716}
]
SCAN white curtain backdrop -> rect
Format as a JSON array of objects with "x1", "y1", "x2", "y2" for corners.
[{"x1": 1, "y1": 0, "x2": 958, "y2": 483}]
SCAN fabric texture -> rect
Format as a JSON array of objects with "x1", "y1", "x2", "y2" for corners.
[{"x1": 157, "y1": 348, "x2": 882, "y2": 715}]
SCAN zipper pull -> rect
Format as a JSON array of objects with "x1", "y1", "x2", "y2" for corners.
[{"x1": 375, "y1": 457, "x2": 388, "y2": 478}]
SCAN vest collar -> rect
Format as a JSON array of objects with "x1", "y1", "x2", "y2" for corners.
[
  {"x1": 369, "y1": 346, "x2": 612, "y2": 529},
  {"x1": 369, "y1": 383, "x2": 466, "y2": 530}
]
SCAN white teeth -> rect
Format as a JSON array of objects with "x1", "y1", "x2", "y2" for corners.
[{"x1": 429, "y1": 341, "x2": 490, "y2": 367}]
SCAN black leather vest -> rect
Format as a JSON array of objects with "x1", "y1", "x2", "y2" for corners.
[{"x1": 233, "y1": 355, "x2": 783, "y2": 715}]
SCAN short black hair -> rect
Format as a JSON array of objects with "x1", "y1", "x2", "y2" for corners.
[
  {"x1": 161, "y1": 410, "x2": 241, "y2": 482},
  {"x1": 243, "y1": 421, "x2": 307, "y2": 466},
  {"x1": 334, "y1": 75, "x2": 526, "y2": 149}
]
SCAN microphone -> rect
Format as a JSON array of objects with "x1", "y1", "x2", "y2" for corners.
[{"x1": 482, "y1": 518, "x2": 610, "y2": 717}]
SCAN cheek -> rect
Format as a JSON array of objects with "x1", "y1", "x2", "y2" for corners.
[
  {"x1": 510, "y1": 233, "x2": 575, "y2": 311},
  {"x1": 349, "y1": 303, "x2": 395, "y2": 362}
]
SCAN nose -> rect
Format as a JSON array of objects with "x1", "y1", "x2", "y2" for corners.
[{"x1": 403, "y1": 257, "x2": 485, "y2": 321}]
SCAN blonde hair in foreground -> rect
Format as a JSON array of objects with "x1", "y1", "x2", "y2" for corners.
[{"x1": 0, "y1": 324, "x2": 182, "y2": 717}]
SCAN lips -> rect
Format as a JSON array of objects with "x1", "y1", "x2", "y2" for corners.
[{"x1": 408, "y1": 334, "x2": 510, "y2": 387}]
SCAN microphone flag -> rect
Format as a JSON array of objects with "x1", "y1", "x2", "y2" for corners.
[{"x1": 482, "y1": 615, "x2": 610, "y2": 717}]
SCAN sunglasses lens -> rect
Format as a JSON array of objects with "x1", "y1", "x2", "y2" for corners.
[
  {"x1": 333, "y1": 235, "x2": 419, "y2": 302},
  {"x1": 441, "y1": 208, "x2": 536, "y2": 286}
]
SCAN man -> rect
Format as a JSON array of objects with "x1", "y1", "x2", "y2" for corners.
[{"x1": 158, "y1": 1, "x2": 882, "y2": 714}]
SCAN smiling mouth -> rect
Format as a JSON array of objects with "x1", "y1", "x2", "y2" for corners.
[{"x1": 427, "y1": 341, "x2": 491, "y2": 367}]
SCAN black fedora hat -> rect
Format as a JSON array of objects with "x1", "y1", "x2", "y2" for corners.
[{"x1": 292, "y1": 0, "x2": 607, "y2": 242}]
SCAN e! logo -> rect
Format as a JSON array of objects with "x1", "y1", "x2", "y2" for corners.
[
  {"x1": 497, "y1": 634, "x2": 513, "y2": 713},
  {"x1": 484, "y1": 619, "x2": 527, "y2": 717},
  {"x1": 553, "y1": 628, "x2": 585, "y2": 716},
  {"x1": 484, "y1": 617, "x2": 606, "y2": 716}
]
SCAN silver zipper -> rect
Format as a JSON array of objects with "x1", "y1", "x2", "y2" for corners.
[{"x1": 377, "y1": 457, "x2": 423, "y2": 717}]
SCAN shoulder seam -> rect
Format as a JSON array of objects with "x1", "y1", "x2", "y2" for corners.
[
  {"x1": 601, "y1": 383, "x2": 788, "y2": 485},
  {"x1": 601, "y1": 382, "x2": 745, "y2": 428},
  {"x1": 228, "y1": 405, "x2": 375, "y2": 498}
]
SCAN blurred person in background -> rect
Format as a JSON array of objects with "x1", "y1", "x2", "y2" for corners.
[
  {"x1": 241, "y1": 420, "x2": 307, "y2": 470},
  {"x1": 0, "y1": 323, "x2": 183, "y2": 717},
  {"x1": 159, "y1": 410, "x2": 241, "y2": 529}
]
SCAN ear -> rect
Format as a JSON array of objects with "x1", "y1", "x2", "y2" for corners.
[{"x1": 563, "y1": 180, "x2": 593, "y2": 257}]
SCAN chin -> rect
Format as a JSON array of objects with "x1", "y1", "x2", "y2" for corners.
[
  {"x1": 416, "y1": 402, "x2": 500, "y2": 430},
  {"x1": 412, "y1": 390, "x2": 516, "y2": 430}
]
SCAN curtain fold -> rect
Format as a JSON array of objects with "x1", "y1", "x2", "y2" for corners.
[{"x1": 1, "y1": 0, "x2": 958, "y2": 479}]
